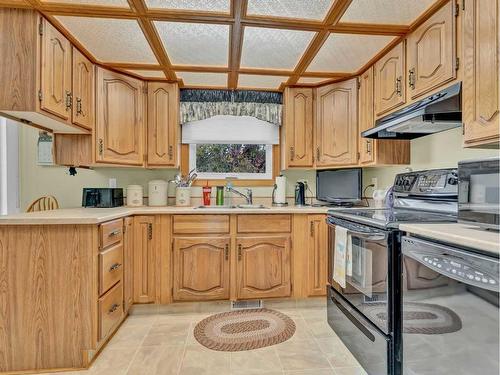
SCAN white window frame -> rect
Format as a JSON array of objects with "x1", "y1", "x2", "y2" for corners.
[{"x1": 189, "y1": 144, "x2": 273, "y2": 180}]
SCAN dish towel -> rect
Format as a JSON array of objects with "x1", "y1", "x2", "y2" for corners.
[{"x1": 333, "y1": 226, "x2": 349, "y2": 288}]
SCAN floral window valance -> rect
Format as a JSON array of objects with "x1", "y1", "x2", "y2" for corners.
[{"x1": 179, "y1": 89, "x2": 283, "y2": 126}]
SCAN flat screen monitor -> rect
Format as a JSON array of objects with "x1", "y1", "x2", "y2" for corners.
[{"x1": 316, "y1": 168, "x2": 362, "y2": 204}]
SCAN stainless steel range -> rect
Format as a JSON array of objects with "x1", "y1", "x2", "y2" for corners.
[{"x1": 326, "y1": 168, "x2": 458, "y2": 375}]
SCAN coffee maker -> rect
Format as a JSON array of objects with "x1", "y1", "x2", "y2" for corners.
[{"x1": 294, "y1": 181, "x2": 307, "y2": 206}]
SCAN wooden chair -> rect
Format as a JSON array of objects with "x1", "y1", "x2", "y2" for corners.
[{"x1": 26, "y1": 196, "x2": 59, "y2": 212}]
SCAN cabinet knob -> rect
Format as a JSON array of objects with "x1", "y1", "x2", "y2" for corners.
[
  {"x1": 98, "y1": 139, "x2": 104, "y2": 156},
  {"x1": 289, "y1": 147, "x2": 295, "y2": 161},
  {"x1": 408, "y1": 69, "x2": 416, "y2": 90},
  {"x1": 109, "y1": 263, "x2": 122, "y2": 272},
  {"x1": 148, "y1": 223, "x2": 153, "y2": 240},
  {"x1": 316, "y1": 147, "x2": 320, "y2": 161},
  {"x1": 76, "y1": 97, "x2": 83, "y2": 115},
  {"x1": 310, "y1": 221, "x2": 314, "y2": 237},
  {"x1": 108, "y1": 303, "x2": 120, "y2": 314},
  {"x1": 395, "y1": 76, "x2": 402, "y2": 96},
  {"x1": 168, "y1": 145, "x2": 173, "y2": 160},
  {"x1": 238, "y1": 244, "x2": 242, "y2": 261},
  {"x1": 65, "y1": 91, "x2": 73, "y2": 111},
  {"x1": 224, "y1": 244, "x2": 229, "y2": 260}
]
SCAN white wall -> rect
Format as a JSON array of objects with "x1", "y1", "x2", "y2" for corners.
[{"x1": 0, "y1": 119, "x2": 20, "y2": 215}]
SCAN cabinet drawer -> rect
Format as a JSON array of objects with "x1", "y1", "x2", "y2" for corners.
[
  {"x1": 100, "y1": 219, "x2": 123, "y2": 248},
  {"x1": 98, "y1": 281, "x2": 123, "y2": 342},
  {"x1": 237, "y1": 215, "x2": 291, "y2": 233},
  {"x1": 173, "y1": 215, "x2": 230, "y2": 234},
  {"x1": 99, "y1": 244, "x2": 123, "y2": 296}
]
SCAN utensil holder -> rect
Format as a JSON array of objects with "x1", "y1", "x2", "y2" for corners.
[{"x1": 176, "y1": 187, "x2": 191, "y2": 207}]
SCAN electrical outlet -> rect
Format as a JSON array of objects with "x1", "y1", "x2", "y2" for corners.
[
  {"x1": 371, "y1": 177, "x2": 378, "y2": 191},
  {"x1": 108, "y1": 178, "x2": 117, "y2": 188}
]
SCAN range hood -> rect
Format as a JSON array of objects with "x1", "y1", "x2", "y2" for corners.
[{"x1": 362, "y1": 82, "x2": 462, "y2": 139}]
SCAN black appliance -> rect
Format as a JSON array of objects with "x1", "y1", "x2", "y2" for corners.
[
  {"x1": 82, "y1": 188, "x2": 124, "y2": 208},
  {"x1": 294, "y1": 181, "x2": 306, "y2": 206},
  {"x1": 327, "y1": 168, "x2": 459, "y2": 375},
  {"x1": 401, "y1": 236, "x2": 499, "y2": 375},
  {"x1": 362, "y1": 82, "x2": 461, "y2": 140},
  {"x1": 458, "y1": 157, "x2": 500, "y2": 230},
  {"x1": 317, "y1": 168, "x2": 362, "y2": 205}
]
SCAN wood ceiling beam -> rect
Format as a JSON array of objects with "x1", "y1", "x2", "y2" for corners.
[
  {"x1": 331, "y1": 22, "x2": 409, "y2": 36},
  {"x1": 227, "y1": 0, "x2": 247, "y2": 89},
  {"x1": 127, "y1": 0, "x2": 176, "y2": 81},
  {"x1": 105, "y1": 62, "x2": 163, "y2": 70},
  {"x1": 173, "y1": 66, "x2": 230, "y2": 74},
  {"x1": 241, "y1": 15, "x2": 323, "y2": 32}
]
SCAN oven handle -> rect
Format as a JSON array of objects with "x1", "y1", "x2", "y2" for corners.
[
  {"x1": 327, "y1": 218, "x2": 388, "y2": 242},
  {"x1": 331, "y1": 293, "x2": 376, "y2": 342}
]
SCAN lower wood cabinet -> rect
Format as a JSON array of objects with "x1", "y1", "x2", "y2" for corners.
[
  {"x1": 133, "y1": 216, "x2": 156, "y2": 304},
  {"x1": 236, "y1": 236, "x2": 291, "y2": 299},
  {"x1": 306, "y1": 215, "x2": 328, "y2": 297},
  {"x1": 123, "y1": 216, "x2": 134, "y2": 313},
  {"x1": 173, "y1": 237, "x2": 230, "y2": 301},
  {"x1": 98, "y1": 281, "x2": 124, "y2": 342}
]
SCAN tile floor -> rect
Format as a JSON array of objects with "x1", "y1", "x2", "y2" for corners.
[{"x1": 47, "y1": 299, "x2": 366, "y2": 375}]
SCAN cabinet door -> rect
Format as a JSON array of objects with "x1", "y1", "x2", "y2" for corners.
[
  {"x1": 123, "y1": 217, "x2": 134, "y2": 313},
  {"x1": 307, "y1": 215, "x2": 328, "y2": 297},
  {"x1": 173, "y1": 237, "x2": 230, "y2": 301},
  {"x1": 133, "y1": 216, "x2": 155, "y2": 304},
  {"x1": 463, "y1": 0, "x2": 500, "y2": 146},
  {"x1": 374, "y1": 41, "x2": 405, "y2": 117},
  {"x1": 39, "y1": 18, "x2": 72, "y2": 123},
  {"x1": 407, "y1": 0, "x2": 456, "y2": 99},
  {"x1": 72, "y1": 47, "x2": 95, "y2": 130},
  {"x1": 358, "y1": 67, "x2": 376, "y2": 165},
  {"x1": 96, "y1": 68, "x2": 145, "y2": 165},
  {"x1": 236, "y1": 236, "x2": 291, "y2": 299},
  {"x1": 315, "y1": 78, "x2": 358, "y2": 167},
  {"x1": 147, "y1": 82, "x2": 179, "y2": 167},
  {"x1": 283, "y1": 87, "x2": 313, "y2": 168}
]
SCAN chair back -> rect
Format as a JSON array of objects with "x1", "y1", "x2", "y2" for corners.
[{"x1": 26, "y1": 196, "x2": 59, "y2": 212}]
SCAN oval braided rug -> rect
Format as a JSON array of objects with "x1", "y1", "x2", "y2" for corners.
[{"x1": 193, "y1": 308, "x2": 296, "y2": 351}]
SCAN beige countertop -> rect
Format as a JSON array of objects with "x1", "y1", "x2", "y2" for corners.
[
  {"x1": 400, "y1": 223, "x2": 500, "y2": 256},
  {"x1": 0, "y1": 205, "x2": 341, "y2": 225}
]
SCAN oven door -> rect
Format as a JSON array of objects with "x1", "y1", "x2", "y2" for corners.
[
  {"x1": 327, "y1": 216, "x2": 392, "y2": 334},
  {"x1": 402, "y1": 236, "x2": 499, "y2": 375}
]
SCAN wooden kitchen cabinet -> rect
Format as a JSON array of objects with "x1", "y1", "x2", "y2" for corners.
[
  {"x1": 96, "y1": 68, "x2": 145, "y2": 166},
  {"x1": 147, "y1": 82, "x2": 180, "y2": 167},
  {"x1": 358, "y1": 67, "x2": 411, "y2": 166},
  {"x1": 123, "y1": 216, "x2": 134, "y2": 313},
  {"x1": 406, "y1": 0, "x2": 456, "y2": 100},
  {"x1": 462, "y1": 0, "x2": 500, "y2": 147},
  {"x1": 374, "y1": 41, "x2": 406, "y2": 117},
  {"x1": 283, "y1": 87, "x2": 314, "y2": 168},
  {"x1": 133, "y1": 216, "x2": 156, "y2": 303},
  {"x1": 306, "y1": 215, "x2": 328, "y2": 297},
  {"x1": 236, "y1": 236, "x2": 291, "y2": 299},
  {"x1": 72, "y1": 47, "x2": 95, "y2": 130},
  {"x1": 315, "y1": 78, "x2": 358, "y2": 167},
  {"x1": 173, "y1": 237, "x2": 231, "y2": 301}
]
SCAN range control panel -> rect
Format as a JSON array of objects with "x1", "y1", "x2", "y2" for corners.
[{"x1": 393, "y1": 168, "x2": 458, "y2": 196}]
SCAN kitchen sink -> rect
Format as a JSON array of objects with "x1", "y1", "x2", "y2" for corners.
[
  {"x1": 236, "y1": 204, "x2": 268, "y2": 209},
  {"x1": 194, "y1": 205, "x2": 237, "y2": 209},
  {"x1": 193, "y1": 204, "x2": 269, "y2": 209}
]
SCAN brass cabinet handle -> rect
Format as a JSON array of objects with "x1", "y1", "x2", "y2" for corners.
[
  {"x1": 290, "y1": 146, "x2": 295, "y2": 161},
  {"x1": 109, "y1": 229, "x2": 121, "y2": 237},
  {"x1": 310, "y1": 221, "x2": 314, "y2": 237},
  {"x1": 224, "y1": 244, "x2": 229, "y2": 260},
  {"x1": 109, "y1": 263, "x2": 122, "y2": 272},
  {"x1": 108, "y1": 303, "x2": 120, "y2": 314},
  {"x1": 316, "y1": 147, "x2": 320, "y2": 161},
  {"x1": 168, "y1": 145, "x2": 173, "y2": 160},
  {"x1": 408, "y1": 68, "x2": 416, "y2": 90},
  {"x1": 76, "y1": 97, "x2": 83, "y2": 115},
  {"x1": 238, "y1": 244, "x2": 242, "y2": 261},
  {"x1": 98, "y1": 139, "x2": 104, "y2": 156},
  {"x1": 65, "y1": 91, "x2": 73, "y2": 111},
  {"x1": 148, "y1": 223, "x2": 153, "y2": 240},
  {"x1": 395, "y1": 76, "x2": 402, "y2": 96}
]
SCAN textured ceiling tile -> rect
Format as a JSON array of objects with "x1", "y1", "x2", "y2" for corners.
[
  {"x1": 307, "y1": 33, "x2": 396, "y2": 73},
  {"x1": 145, "y1": 0, "x2": 230, "y2": 12},
  {"x1": 247, "y1": 0, "x2": 333, "y2": 20},
  {"x1": 42, "y1": 0, "x2": 129, "y2": 6},
  {"x1": 341, "y1": 0, "x2": 436, "y2": 25},
  {"x1": 155, "y1": 22, "x2": 230, "y2": 67},
  {"x1": 125, "y1": 70, "x2": 166, "y2": 78},
  {"x1": 177, "y1": 72, "x2": 228, "y2": 87},
  {"x1": 241, "y1": 27, "x2": 316, "y2": 70},
  {"x1": 297, "y1": 77, "x2": 332, "y2": 84},
  {"x1": 55, "y1": 16, "x2": 157, "y2": 63},
  {"x1": 238, "y1": 75, "x2": 286, "y2": 89}
]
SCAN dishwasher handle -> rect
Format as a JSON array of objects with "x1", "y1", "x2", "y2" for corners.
[{"x1": 327, "y1": 216, "x2": 388, "y2": 242}]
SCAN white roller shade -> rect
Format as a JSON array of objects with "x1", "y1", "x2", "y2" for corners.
[{"x1": 181, "y1": 115, "x2": 279, "y2": 144}]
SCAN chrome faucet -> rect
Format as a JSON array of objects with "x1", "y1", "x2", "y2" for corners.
[{"x1": 225, "y1": 186, "x2": 253, "y2": 205}]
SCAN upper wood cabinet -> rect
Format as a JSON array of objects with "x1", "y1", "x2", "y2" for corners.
[
  {"x1": 39, "y1": 17, "x2": 72, "y2": 124},
  {"x1": 72, "y1": 47, "x2": 95, "y2": 131},
  {"x1": 358, "y1": 68, "x2": 376, "y2": 165},
  {"x1": 173, "y1": 237, "x2": 230, "y2": 301},
  {"x1": 0, "y1": 9, "x2": 89, "y2": 133},
  {"x1": 462, "y1": 0, "x2": 500, "y2": 147},
  {"x1": 315, "y1": 78, "x2": 358, "y2": 167},
  {"x1": 306, "y1": 215, "x2": 328, "y2": 297},
  {"x1": 133, "y1": 216, "x2": 156, "y2": 304},
  {"x1": 236, "y1": 236, "x2": 291, "y2": 299},
  {"x1": 147, "y1": 82, "x2": 180, "y2": 167},
  {"x1": 406, "y1": 0, "x2": 457, "y2": 100},
  {"x1": 96, "y1": 68, "x2": 145, "y2": 166},
  {"x1": 374, "y1": 41, "x2": 406, "y2": 117},
  {"x1": 283, "y1": 87, "x2": 314, "y2": 168}
]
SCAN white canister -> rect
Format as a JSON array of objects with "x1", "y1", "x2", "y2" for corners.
[
  {"x1": 126, "y1": 185, "x2": 143, "y2": 207},
  {"x1": 148, "y1": 180, "x2": 168, "y2": 206},
  {"x1": 175, "y1": 187, "x2": 191, "y2": 207}
]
